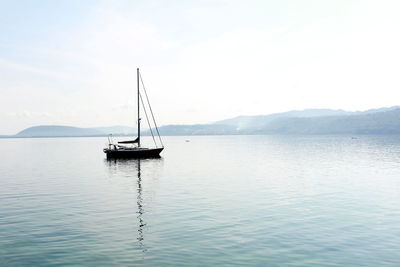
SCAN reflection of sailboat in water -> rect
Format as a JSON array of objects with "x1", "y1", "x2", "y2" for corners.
[
  {"x1": 136, "y1": 159, "x2": 145, "y2": 246},
  {"x1": 105, "y1": 158, "x2": 163, "y2": 251}
]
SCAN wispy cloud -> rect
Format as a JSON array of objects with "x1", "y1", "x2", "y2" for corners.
[
  {"x1": 6, "y1": 111, "x2": 54, "y2": 118},
  {"x1": 0, "y1": 58, "x2": 69, "y2": 79}
]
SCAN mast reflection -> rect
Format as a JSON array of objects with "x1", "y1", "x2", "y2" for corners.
[
  {"x1": 136, "y1": 159, "x2": 145, "y2": 247},
  {"x1": 105, "y1": 158, "x2": 163, "y2": 251}
]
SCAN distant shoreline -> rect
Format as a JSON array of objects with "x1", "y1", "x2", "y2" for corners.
[
  {"x1": 6, "y1": 106, "x2": 400, "y2": 137},
  {"x1": 4, "y1": 133, "x2": 400, "y2": 139},
  {"x1": 0, "y1": 134, "x2": 131, "y2": 139}
]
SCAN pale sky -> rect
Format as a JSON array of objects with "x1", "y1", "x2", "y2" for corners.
[{"x1": 1, "y1": 0, "x2": 400, "y2": 134}]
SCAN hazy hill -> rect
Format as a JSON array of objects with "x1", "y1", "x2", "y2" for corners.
[
  {"x1": 154, "y1": 124, "x2": 237, "y2": 136},
  {"x1": 16, "y1": 125, "x2": 135, "y2": 137},
  {"x1": 214, "y1": 106, "x2": 400, "y2": 131},
  {"x1": 258, "y1": 108, "x2": 400, "y2": 134},
  {"x1": 11, "y1": 106, "x2": 400, "y2": 137},
  {"x1": 157, "y1": 106, "x2": 400, "y2": 135},
  {"x1": 214, "y1": 109, "x2": 351, "y2": 131}
]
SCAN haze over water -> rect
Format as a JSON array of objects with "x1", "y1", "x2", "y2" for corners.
[{"x1": 1, "y1": 135, "x2": 400, "y2": 266}]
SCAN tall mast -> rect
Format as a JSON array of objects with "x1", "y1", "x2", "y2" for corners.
[{"x1": 137, "y1": 68, "x2": 141, "y2": 147}]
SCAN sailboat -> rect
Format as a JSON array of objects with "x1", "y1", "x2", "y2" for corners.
[{"x1": 103, "y1": 68, "x2": 164, "y2": 158}]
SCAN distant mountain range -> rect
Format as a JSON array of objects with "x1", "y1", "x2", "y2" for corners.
[
  {"x1": 4, "y1": 106, "x2": 400, "y2": 137},
  {"x1": 14, "y1": 125, "x2": 135, "y2": 137},
  {"x1": 157, "y1": 106, "x2": 400, "y2": 135}
]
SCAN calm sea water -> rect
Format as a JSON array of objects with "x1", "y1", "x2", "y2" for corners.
[{"x1": 1, "y1": 135, "x2": 400, "y2": 266}]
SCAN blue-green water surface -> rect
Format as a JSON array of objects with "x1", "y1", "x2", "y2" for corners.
[{"x1": 1, "y1": 135, "x2": 400, "y2": 266}]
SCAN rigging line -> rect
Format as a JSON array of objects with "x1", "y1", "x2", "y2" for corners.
[
  {"x1": 139, "y1": 72, "x2": 164, "y2": 147},
  {"x1": 139, "y1": 72, "x2": 163, "y2": 147},
  {"x1": 139, "y1": 92, "x2": 157, "y2": 147}
]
